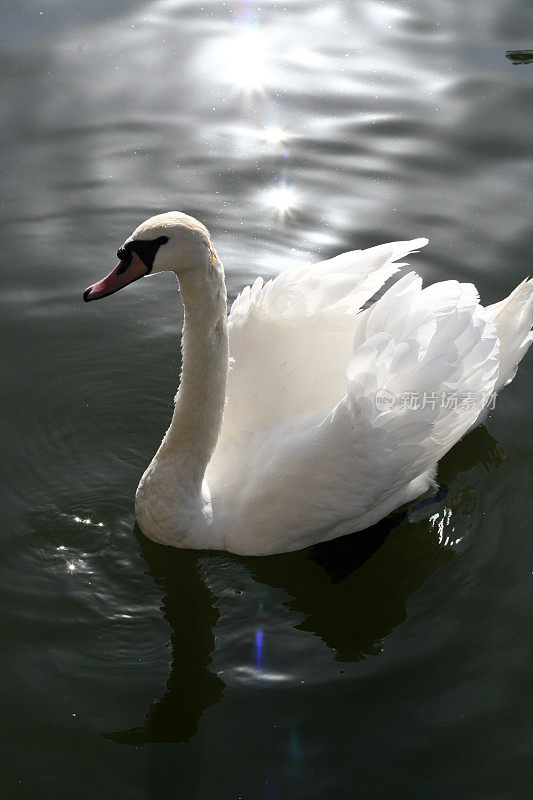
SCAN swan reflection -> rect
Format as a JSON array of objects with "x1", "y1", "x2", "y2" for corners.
[{"x1": 103, "y1": 425, "x2": 505, "y2": 743}]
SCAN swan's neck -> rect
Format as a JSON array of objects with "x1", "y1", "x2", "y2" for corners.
[{"x1": 158, "y1": 252, "x2": 228, "y2": 494}]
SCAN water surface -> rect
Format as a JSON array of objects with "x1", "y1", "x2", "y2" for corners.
[{"x1": 1, "y1": 1, "x2": 532, "y2": 798}]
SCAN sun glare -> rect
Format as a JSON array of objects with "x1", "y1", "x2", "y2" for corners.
[{"x1": 217, "y1": 27, "x2": 271, "y2": 93}]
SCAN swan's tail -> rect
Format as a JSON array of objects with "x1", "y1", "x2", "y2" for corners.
[{"x1": 486, "y1": 278, "x2": 533, "y2": 391}]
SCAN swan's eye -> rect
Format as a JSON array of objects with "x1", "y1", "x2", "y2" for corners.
[
  {"x1": 116, "y1": 250, "x2": 133, "y2": 274},
  {"x1": 115, "y1": 236, "x2": 169, "y2": 276},
  {"x1": 130, "y1": 236, "x2": 169, "y2": 274}
]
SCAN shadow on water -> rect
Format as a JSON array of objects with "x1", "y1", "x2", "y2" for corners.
[{"x1": 103, "y1": 425, "x2": 506, "y2": 744}]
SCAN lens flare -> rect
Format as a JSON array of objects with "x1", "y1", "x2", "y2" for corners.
[{"x1": 255, "y1": 629, "x2": 264, "y2": 669}]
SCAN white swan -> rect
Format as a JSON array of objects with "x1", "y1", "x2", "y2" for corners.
[{"x1": 84, "y1": 212, "x2": 533, "y2": 555}]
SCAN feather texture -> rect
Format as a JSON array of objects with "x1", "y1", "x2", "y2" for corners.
[{"x1": 207, "y1": 246, "x2": 515, "y2": 553}]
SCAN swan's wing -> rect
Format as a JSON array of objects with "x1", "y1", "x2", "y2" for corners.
[
  {"x1": 220, "y1": 239, "x2": 428, "y2": 440},
  {"x1": 210, "y1": 273, "x2": 501, "y2": 555},
  {"x1": 348, "y1": 272, "x2": 500, "y2": 455},
  {"x1": 486, "y1": 278, "x2": 533, "y2": 390}
]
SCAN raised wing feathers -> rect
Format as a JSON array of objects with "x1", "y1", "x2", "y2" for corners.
[
  {"x1": 208, "y1": 255, "x2": 506, "y2": 554},
  {"x1": 221, "y1": 239, "x2": 428, "y2": 440}
]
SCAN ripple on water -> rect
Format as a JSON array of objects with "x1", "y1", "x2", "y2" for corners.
[{"x1": 1, "y1": 0, "x2": 532, "y2": 794}]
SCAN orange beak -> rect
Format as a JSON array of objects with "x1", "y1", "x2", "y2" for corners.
[{"x1": 83, "y1": 252, "x2": 148, "y2": 302}]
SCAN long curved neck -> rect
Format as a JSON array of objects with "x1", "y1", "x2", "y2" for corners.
[{"x1": 158, "y1": 253, "x2": 228, "y2": 494}]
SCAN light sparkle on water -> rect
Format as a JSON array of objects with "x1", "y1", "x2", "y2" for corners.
[
  {"x1": 216, "y1": 26, "x2": 272, "y2": 93},
  {"x1": 72, "y1": 515, "x2": 104, "y2": 527},
  {"x1": 263, "y1": 181, "x2": 299, "y2": 217},
  {"x1": 261, "y1": 125, "x2": 287, "y2": 146}
]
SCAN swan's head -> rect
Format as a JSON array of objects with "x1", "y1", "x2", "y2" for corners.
[{"x1": 83, "y1": 212, "x2": 213, "y2": 302}]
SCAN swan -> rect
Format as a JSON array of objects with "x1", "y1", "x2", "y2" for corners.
[{"x1": 83, "y1": 212, "x2": 533, "y2": 555}]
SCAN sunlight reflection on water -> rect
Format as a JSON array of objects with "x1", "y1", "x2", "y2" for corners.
[{"x1": 1, "y1": 0, "x2": 533, "y2": 797}]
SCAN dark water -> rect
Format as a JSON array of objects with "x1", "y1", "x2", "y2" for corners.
[{"x1": 1, "y1": 2, "x2": 532, "y2": 798}]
